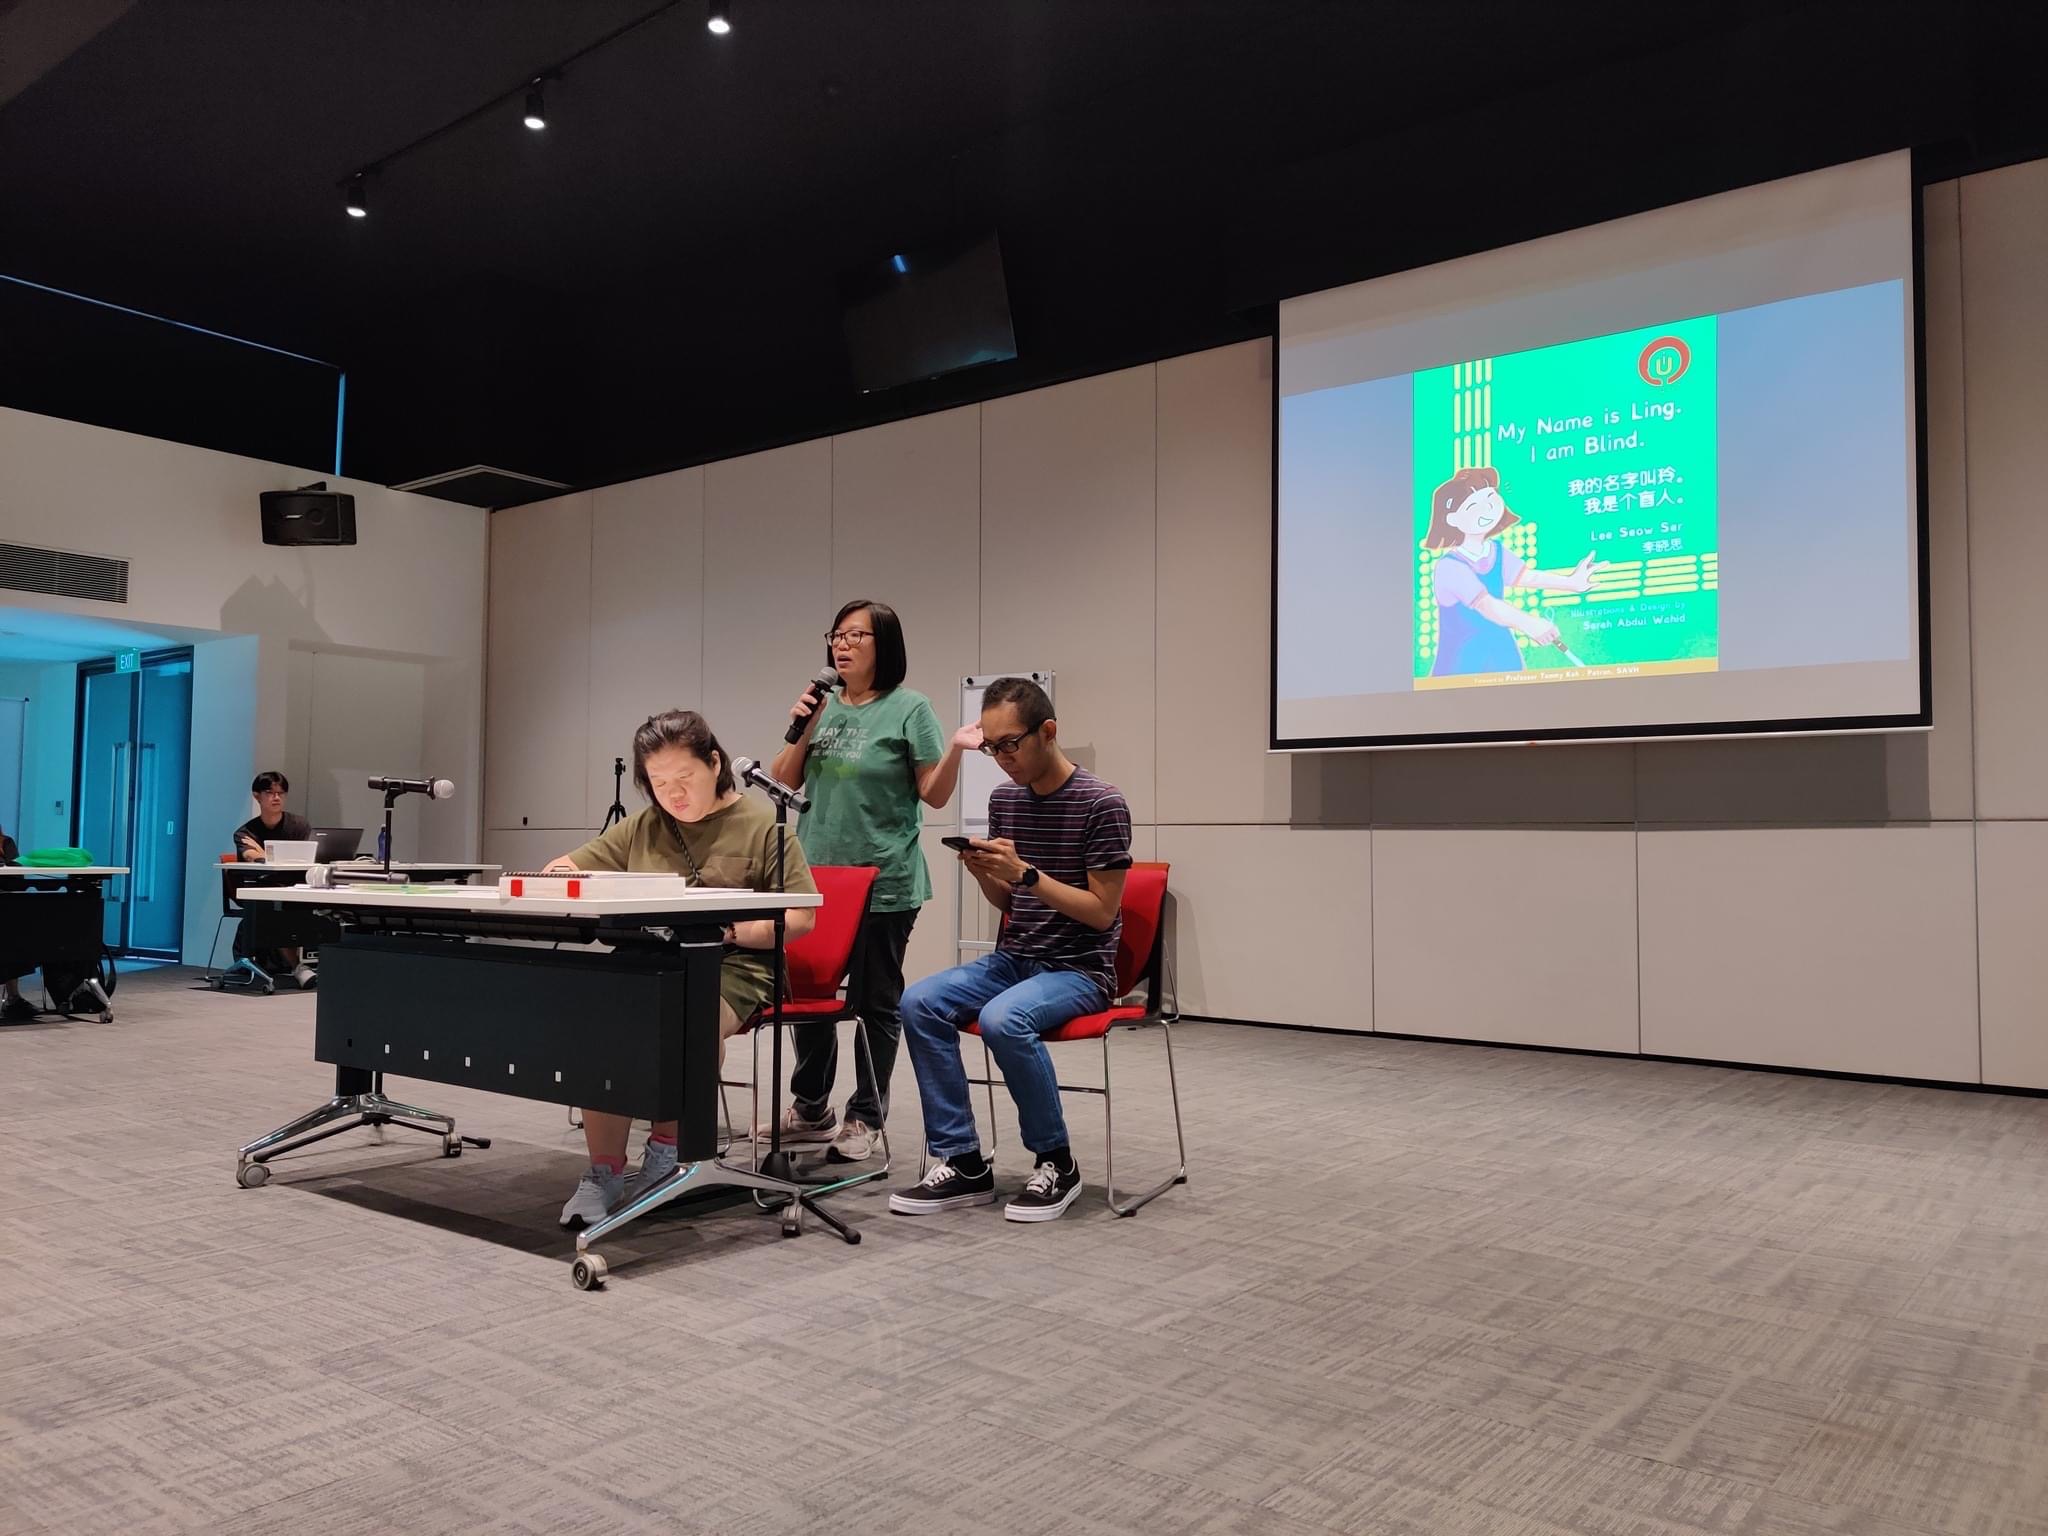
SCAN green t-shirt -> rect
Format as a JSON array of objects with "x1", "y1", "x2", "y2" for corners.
[
  {"x1": 567, "y1": 797, "x2": 818, "y2": 1021},
  {"x1": 797, "y1": 686, "x2": 945, "y2": 914}
]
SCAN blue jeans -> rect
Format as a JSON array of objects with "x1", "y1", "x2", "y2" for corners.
[{"x1": 900, "y1": 951, "x2": 1107, "y2": 1159}]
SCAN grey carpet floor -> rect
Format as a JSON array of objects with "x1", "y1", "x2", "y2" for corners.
[{"x1": 3, "y1": 967, "x2": 2047, "y2": 1535}]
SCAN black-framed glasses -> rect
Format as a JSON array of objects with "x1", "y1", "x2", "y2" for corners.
[
  {"x1": 824, "y1": 628, "x2": 874, "y2": 646},
  {"x1": 978, "y1": 731, "x2": 1035, "y2": 757}
]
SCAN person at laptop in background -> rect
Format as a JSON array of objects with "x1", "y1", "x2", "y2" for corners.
[
  {"x1": 233, "y1": 771, "x2": 312, "y2": 861},
  {"x1": 1, "y1": 820, "x2": 32, "y2": 1022},
  {"x1": 232, "y1": 771, "x2": 316, "y2": 989},
  {"x1": 542, "y1": 708, "x2": 820, "y2": 1230}
]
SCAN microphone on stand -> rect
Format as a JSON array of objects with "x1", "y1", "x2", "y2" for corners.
[
  {"x1": 367, "y1": 776, "x2": 455, "y2": 799},
  {"x1": 731, "y1": 756, "x2": 811, "y2": 815},
  {"x1": 366, "y1": 776, "x2": 454, "y2": 871},
  {"x1": 784, "y1": 667, "x2": 842, "y2": 744}
]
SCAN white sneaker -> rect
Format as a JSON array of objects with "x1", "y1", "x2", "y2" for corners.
[
  {"x1": 558, "y1": 1165, "x2": 626, "y2": 1229},
  {"x1": 290, "y1": 962, "x2": 317, "y2": 990},
  {"x1": 748, "y1": 1105, "x2": 837, "y2": 1145},
  {"x1": 826, "y1": 1117, "x2": 879, "y2": 1163}
]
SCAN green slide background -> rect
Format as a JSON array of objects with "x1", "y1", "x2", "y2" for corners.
[{"x1": 1412, "y1": 314, "x2": 1720, "y2": 679}]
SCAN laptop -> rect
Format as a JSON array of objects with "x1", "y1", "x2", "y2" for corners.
[{"x1": 311, "y1": 826, "x2": 364, "y2": 862}]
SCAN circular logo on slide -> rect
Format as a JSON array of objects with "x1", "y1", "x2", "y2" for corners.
[{"x1": 1638, "y1": 336, "x2": 1691, "y2": 387}]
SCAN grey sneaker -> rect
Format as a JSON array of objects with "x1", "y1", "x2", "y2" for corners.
[
  {"x1": 558, "y1": 1164, "x2": 626, "y2": 1229},
  {"x1": 749, "y1": 1104, "x2": 837, "y2": 1145},
  {"x1": 826, "y1": 1117, "x2": 879, "y2": 1163},
  {"x1": 624, "y1": 1137, "x2": 679, "y2": 1195}
]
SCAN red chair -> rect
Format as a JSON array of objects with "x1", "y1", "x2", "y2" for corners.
[
  {"x1": 962, "y1": 862, "x2": 1186, "y2": 1216},
  {"x1": 721, "y1": 864, "x2": 891, "y2": 1192}
]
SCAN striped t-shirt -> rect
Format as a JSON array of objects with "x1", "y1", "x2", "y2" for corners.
[{"x1": 989, "y1": 766, "x2": 1134, "y2": 1000}]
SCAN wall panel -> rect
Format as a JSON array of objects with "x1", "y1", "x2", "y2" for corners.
[
  {"x1": 1373, "y1": 828, "x2": 1638, "y2": 1053},
  {"x1": 1156, "y1": 340, "x2": 1287, "y2": 825},
  {"x1": 485, "y1": 494, "x2": 591, "y2": 831},
  {"x1": 1639, "y1": 825, "x2": 1978, "y2": 1081},
  {"x1": 587, "y1": 468, "x2": 705, "y2": 827},
  {"x1": 702, "y1": 442, "x2": 833, "y2": 770},
  {"x1": 980, "y1": 366, "x2": 1157, "y2": 822}
]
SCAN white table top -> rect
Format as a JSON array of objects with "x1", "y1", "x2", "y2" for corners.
[
  {"x1": 250, "y1": 883, "x2": 821, "y2": 919},
  {"x1": 228, "y1": 861, "x2": 500, "y2": 873},
  {"x1": 3, "y1": 866, "x2": 130, "y2": 878}
]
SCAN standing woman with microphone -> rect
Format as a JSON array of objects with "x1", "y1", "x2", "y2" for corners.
[{"x1": 765, "y1": 599, "x2": 977, "y2": 1162}]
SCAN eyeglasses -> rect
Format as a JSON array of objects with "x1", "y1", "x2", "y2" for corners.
[
  {"x1": 824, "y1": 628, "x2": 874, "y2": 646},
  {"x1": 977, "y1": 731, "x2": 1036, "y2": 757}
]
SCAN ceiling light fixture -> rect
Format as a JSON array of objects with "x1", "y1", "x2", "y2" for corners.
[
  {"x1": 344, "y1": 175, "x2": 368, "y2": 218},
  {"x1": 707, "y1": 1, "x2": 732, "y2": 36},
  {"x1": 522, "y1": 84, "x2": 547, "y2": 131}
]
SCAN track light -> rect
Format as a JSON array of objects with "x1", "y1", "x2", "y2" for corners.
[
  {"x1": 707, "y1": 1, "x2": 731, "y2": 35},
  {"x1": 522, "y1": 84, "x2": 547, "y2": 131},
  {"x1": 344, "y1": 175, "x2": 368, "y2": 219}
]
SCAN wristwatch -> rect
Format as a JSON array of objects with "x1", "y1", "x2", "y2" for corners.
[{"x1": 1013, "y1": 866, "x2": 1040, "y2": 889}]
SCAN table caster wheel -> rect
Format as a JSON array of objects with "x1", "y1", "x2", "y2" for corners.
[
  {"x1": 237, "y1": 1161, "x2": 270, "y2": 1188},
  {"x1": 570, "y1": 1253, "x2": 608, "y2": 1291},
  {"x1": 781, "y1": 1210, "x2": 802, "y2": 1237},
  {"x1": 442, "y1": 1136, "x2": 463, "y2": 1158}
]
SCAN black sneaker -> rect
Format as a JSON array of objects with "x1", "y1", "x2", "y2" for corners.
[
  {"x1": 888, "y1": 1157, "x2": 996, "y2": 1214},
  {"x1": 0, "y1": 995, "x2": 36, "y2": 1024},
  {"x1": 1004, "y1": 1157, "x2": 1082, "y2": 1222}
]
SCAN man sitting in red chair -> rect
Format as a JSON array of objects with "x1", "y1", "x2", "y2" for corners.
[{"x1": 890, "y1": 677, "x2": 1131, "y2": 1223}]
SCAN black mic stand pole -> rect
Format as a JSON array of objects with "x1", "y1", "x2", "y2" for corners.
[
  {"x1": 602, "y1": 757, "x2": 627, "y2": 830},
  {"x1": 752, "y1": 789, "x2": 858, "y2": 1242}
]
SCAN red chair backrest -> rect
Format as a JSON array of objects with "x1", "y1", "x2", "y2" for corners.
[
  {"x1": 1113, "y1": 863, "x2": 1169, "y2": 1002},
  {"x1": 786, "y1": 864, "x2": 878, "y2": 1000}
]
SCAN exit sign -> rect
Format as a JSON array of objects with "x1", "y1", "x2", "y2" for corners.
[{"x1": 114, "y1": 649, "x2": 141, "y2": 673}]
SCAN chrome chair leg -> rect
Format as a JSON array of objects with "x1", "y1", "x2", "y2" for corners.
[{"x1": 1102, "y1": 1021, "x2": 1187, "y2": 1217}]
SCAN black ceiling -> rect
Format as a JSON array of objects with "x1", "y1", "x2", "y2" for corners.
[{"x1": 2, "y1": 0, "x2": 2043, "y2": 495}]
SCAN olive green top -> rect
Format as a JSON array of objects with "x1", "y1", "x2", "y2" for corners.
[{"x1": 567, "y1": 796, "x2": 818, "y2": 1020}]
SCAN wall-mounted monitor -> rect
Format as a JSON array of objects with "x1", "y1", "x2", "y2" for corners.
[
  {"x1": 1273, "y1": 151, "x2": 1924, "y2": 749},
  {"x1": 840, "y1": 233, "x2": 1018, "y2": 394}
]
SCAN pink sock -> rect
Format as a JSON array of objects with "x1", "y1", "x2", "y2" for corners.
[
  {"x1": 592, "y1": 1154, "x2": 625, "y2": 1176},
  {"x1": 648, "y1": 1132, "x2": 676, "y2": 1147}
]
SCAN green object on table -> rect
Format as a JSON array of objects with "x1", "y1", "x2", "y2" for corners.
[{"x1": 21, "y1": 848, "x2": 95, "y2": 867}]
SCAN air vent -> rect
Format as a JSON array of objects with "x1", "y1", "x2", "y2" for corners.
[
  {"x1": 0, "y1": 542, "x2": 130, "y2": 604},
  {"x1": 391, "y1": 464, "x2": 570, "y2": 510}
]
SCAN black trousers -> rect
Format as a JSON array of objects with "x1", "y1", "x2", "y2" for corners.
[{"x1": 788, "y1": 906, "x2": 918, "y2": 1128}]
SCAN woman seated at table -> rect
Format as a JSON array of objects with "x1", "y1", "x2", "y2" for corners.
[{"x1": 544, "y1": 708, "x2": 819, "y2": 1229}]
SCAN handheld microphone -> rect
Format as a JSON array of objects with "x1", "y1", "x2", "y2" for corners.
[
  {"x1": 731, "y1": 756, "x2": 811, "y2": 815},
  {"x1": 784, "y1": 666, "x2": 842, "y2": 744},
  {"x1": 367, "y1": 776, "x2": 455, "y2": 800}
]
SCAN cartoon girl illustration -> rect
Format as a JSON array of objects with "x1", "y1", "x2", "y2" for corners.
[{"x1": 1425, "y1": 466, "x2": 1596, "y2": 677}]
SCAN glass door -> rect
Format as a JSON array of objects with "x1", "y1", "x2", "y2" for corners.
[{"x1": 75, "y1": 651, "x2": 192, "y2": 958}]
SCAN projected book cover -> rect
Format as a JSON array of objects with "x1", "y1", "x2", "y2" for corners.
[{"x1": 1412, "y1": 315, "x2": 1720, "y2": 689}]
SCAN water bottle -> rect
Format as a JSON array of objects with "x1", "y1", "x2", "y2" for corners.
[{"x1": 376, "y1": 824, "x2": 390, "y2": 864}]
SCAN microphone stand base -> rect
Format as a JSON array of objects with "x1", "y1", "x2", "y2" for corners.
[{"x1": 756, "y1": 1149, "x2": 841, "y2": 1187}]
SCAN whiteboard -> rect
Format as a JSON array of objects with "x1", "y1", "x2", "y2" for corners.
[{"x1": 959, "y1": 671, "x2": 1053, "y2": 834}]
